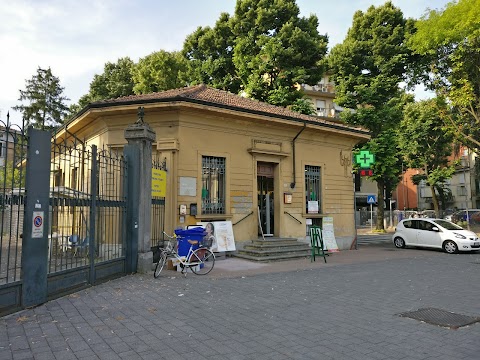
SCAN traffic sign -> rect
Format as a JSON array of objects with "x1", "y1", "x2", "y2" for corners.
[
  {"x1": 31, "y1": 211, "x2": 44, "y2": 238},
  {"x1": 355, "y1": 150, "x2": 375, "y2": 168},
  {"x1": 367, "y1": 195, "x2": 376, "y2": 204}
]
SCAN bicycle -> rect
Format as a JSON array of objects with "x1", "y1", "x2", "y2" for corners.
[{"x1": 154, "y1": 231, "x2": 215, "y2": 277}]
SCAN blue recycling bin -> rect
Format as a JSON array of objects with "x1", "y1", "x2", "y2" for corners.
[{"x1": 174, "y1": 227, "x2": 206, "y2": 256}]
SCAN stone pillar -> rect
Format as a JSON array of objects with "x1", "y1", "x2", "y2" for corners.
[{"x1": 124, "y1": 107, "x2": 156, "y2": 273}]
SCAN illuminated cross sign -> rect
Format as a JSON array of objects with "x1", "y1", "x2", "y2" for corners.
[{"x1": 355, "y1": 150, "x2": 375, "y2": 168}]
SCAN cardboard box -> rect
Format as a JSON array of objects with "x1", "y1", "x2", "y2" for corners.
[{"x1": 167, "y1": 259, "x2": 175, "y2": 270}]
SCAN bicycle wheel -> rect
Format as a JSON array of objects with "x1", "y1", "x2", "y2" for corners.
[
  {"x1": 154, "y1": 251, "x2": 168, "y2": 278},
  {"x1": 189, "y1": 248, "x2": 215, "y2": 275}
]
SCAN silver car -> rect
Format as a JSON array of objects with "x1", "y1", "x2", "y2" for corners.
[{"x1": 393, "y1": 218, "x2": 480, "y2": 254}]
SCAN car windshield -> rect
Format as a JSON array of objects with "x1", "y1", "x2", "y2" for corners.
[{"x1": 433, "y1": 219, "x2": 464, "y2": 230}]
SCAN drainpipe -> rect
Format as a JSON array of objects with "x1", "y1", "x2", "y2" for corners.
[{"x1": 291, "y1": 122, "x2": 306, "y2": 188}]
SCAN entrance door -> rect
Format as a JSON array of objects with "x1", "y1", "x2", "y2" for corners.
[{"x1": 257, "y1": 162, "x2": 275, "y2": 236}]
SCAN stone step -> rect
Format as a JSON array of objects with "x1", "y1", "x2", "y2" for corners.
[
  {"x1": 232, "y1": 251, "x2": 310, "y2": 262},
  {"x1": 232, "y1": 237, "x2": 312, "y2": 262},
  {"x1": 244, "y1": 243, "x2": 309, "y2": 251},
  {"x1": 250, "y1": 240, "x2": 301, "y2": 247}
]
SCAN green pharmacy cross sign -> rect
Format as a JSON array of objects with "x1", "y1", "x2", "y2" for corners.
[{"x1": 355, "y1": 150, "x2": 375, "y2": 168}]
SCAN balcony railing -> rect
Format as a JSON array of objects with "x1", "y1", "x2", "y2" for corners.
[
  {"x1": 302, "y1": 83, "x2": 335, "y2": 94},
  {"x1": 317, "y1": 107, "x2": 340, "y2": 119}
]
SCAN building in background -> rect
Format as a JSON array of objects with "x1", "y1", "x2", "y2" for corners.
[{"x1": 416, "y1": 147, "x2": 478, "y2": 213}]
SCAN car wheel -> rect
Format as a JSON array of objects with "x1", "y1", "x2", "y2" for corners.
[
  {"x1": 443, "y1": 240, "x2": 458, "y2": 254},
  {"x1": 394, "y1": 237, "x2": 406, "y2": 249}
]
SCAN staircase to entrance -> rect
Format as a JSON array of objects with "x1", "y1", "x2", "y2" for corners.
[{"x1": 233, "y1": 237, "x2": 311, "y2": 262}]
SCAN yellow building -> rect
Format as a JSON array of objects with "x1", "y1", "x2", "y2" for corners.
[{"x1": 58, "y1": 85, "x2": 369, "y2": 250}]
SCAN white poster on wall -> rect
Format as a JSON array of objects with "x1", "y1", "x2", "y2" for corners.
[
  {"x1": 321, "y1": 217, "x2": 339, "y2": 252},
  {"x1": 197, "y1": 221, "x2": 236, "y2": 252},
  {"x1": 308, "y1": 201, "x2": 319, "y2": 213}
]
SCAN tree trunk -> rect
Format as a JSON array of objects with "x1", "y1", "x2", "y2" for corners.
[
  {"x1": 430, "y1": 184, "x2": 440, "y2": 218},
  {"x1": 376, "y1": 178, "x2": 385, "y2": 231}
]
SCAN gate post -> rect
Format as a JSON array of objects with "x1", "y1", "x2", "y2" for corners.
[
  {"x1": 22, "y1": 128, "x2": 51, "y2": 307},
  {"x1": 124, "y1": 107, "x2": 156, "y2": 273}
]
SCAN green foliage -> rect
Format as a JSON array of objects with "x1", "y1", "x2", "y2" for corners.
[
  {"x1": 231, "y1": 0, "x2": 328, "y2": 105},
  {"x1": 408, "y1": 0, "x2": 480, "y2": 152},
  {"x1": 133, "y1": 51, "x2": 188, "y2": 94},
  {"x1": 182, "y1": 13, "x2": 241, "y2": 92},
  {"x1": 0, "y1": 160, "x2": 24, "y2": 189},
  {"x1": 399, "y1": 99, "x2": 457, "y2": 213},
  {"x1": 288, "y1": 97, "x2": 316, "y2": 115},
  {"x1": 328, "y1": 2, "x2": 414, "y2": 229},
  {"x1": 78, "y1": 57, "x2": 135, "y2": 108},
  {"x1": 181, "y1": 0, "x2": 328, "y2": 111},
  {"x1": 13, "y1": 67, "x2": 70, "y2": 129}
]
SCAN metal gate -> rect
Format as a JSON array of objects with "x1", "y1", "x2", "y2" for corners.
[
  {"x1": 0, "y1": 118, "x2": 27, "y2": 316},
  {"x1": 46, "y1": 136, "x2": 127, "y2": 299},
  {"x1": 0, "y1": 126, "x2": 128, "y2": 316}
]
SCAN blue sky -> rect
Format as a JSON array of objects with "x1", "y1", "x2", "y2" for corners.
[{"x1": 0, "y1": 0, "x2": 451, "y2": 125}]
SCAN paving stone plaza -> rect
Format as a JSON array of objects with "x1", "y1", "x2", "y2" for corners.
[{"x1": 1, "y1": 245, "x2": 479, "y2": 360}]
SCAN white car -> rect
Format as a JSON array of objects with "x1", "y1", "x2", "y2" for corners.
[{"x1": 393, "y1": 218, "x2": 480, "y2": 254}]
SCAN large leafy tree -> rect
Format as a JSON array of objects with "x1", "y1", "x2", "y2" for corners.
[
  {"x1": 399, "y1": 99, "x2": 457, "y2": 216},
  {"x1": 13, "y1": 67, "x2": 70, "y2": 129},
  {"x1": 181, "y1": 0, "x2": 327, "y2": 112},
  {"x1": 231, "y1": 0, "x2": 328, "y2": 107},
  {"x1": 78, "y1": 57, "x2": 135, "y2": 108},
  {"x1": 329, "y1": 2, "x2": 415, "y2": 230},
  {"x1": 133, "y1": 51, "x2": 188, "y2": 94},
  {"x1": 408, "y1": 0, "x2": 480, "y2": 153},
  {"x1": 182, "y1": 13, "x2": 241, "y2": 93}
]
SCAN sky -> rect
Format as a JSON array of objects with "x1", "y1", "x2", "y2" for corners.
[{"x1": 0, "y1": 0, "x2": 451, "y2": 126}]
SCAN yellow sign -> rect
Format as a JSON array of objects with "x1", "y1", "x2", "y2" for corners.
[{"x1": 152, "y1": 169, "x2": 166, "y2": 197}]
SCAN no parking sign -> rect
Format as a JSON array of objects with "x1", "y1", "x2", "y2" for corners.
[{"x1": 32, "y1": 211, "x2": 44, "y2": 238}]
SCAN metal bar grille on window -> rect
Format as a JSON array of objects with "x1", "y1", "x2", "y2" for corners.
[
  {"x1": 305, "y1": 165, "x2": 321, "y2": 212},
  {"x1": 202, "y1": 156, "x2": 225, "y2": 214}
]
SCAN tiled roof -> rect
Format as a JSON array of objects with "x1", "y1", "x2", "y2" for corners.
[{"x1": 91, "y1": 84, "x2": 367, "y2": 134}]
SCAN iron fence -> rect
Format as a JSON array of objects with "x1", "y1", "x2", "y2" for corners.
[
  {"x1": 48, "y1": 137, "x2": 127, "y2": 273},
  {"x1": 151, "y1": 156, "x2": 166, "y2": 249},
  {"x1": 0, "y1": 119, "x2": 27, "y2": 286}
]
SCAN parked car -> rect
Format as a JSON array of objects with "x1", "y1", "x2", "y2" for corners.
[{"x1": 392, "y1": 218, "x2": 480, "y2": 254}]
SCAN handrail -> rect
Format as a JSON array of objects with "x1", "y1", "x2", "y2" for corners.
[
  {"x1": 284, "y1": 211, "x2": 302, "y2": 224},
  {"x1": 232, "y1": 211, "x2": 254, "y2": 225}
]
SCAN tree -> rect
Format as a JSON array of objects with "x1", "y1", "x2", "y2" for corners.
[
  {"x1": 13, "y1": 67, "x2": 70, "y2": 129},
  {"x1": 231, "y1": 0, "x2": 328, "y2": 107},
  {"x1": 399, "y1": 99, "x2": 457, "y2": 216},
  {"x1": 408, "y1": 0, "x2": 480, "y2": 153},
  {"x1": 0, "y1": 160, "x2": 24, "y2": 189},
  {"x1": 329, "y1": 2, "x2": 415, "y2": 231},
  {"x1": 181, "y1": 0, "x2": 328, "y2": 113},
  {"x1": 132, "y1": 51, "x2": 188, "y2": 94},
  {"x1": 182, "y1": 13, "x2": 241, "y2": 93},
  {"x1": 78, "y1": 57, "x2": 135, "y2": 108}
]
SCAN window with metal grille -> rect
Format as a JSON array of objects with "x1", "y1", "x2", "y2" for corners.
[
  {"x1": 202, "y1": 156, "x2": 225, "y2": 214},
  {"x1": 305, "y1": 165, "x2": 321, "y2": 213}
]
